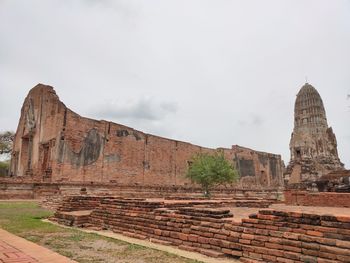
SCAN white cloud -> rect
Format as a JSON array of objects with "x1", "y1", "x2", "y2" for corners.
[
  {"x1": 0, "y1": 0, "x2": 349, "y2": 167},
  {"x1": 90, "y1": 97, "x2": 178, "y2": 121}
]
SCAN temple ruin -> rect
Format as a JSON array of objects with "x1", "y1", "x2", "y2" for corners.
[
  {"x1": 285, "y1": 83, "x2": 344, "y2": 184},
  {"x1": 2, "y1": 83, "x2": 350, "y2": 263},
  {"x1": 8, "y1": 84, "x2": 283, "y2": 188}
]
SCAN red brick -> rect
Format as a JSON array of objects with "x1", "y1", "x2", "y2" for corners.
[
  {"x1": 283, "y1": 245, "x2": 301, "y2": 253},
  {"x1": 178, "y1": 233, "x2": 188, "y2": 241},
  {"x1": 239, "y1": 239, "x2": 251, "y2": 245},
  {"x1": 197, "y1": 237, "x2": 210, "y2": 244},
  {"x1": 336, "y1": 254, "x2": 350, "y2": 262},
  {"x1": 188, "y1": 235, "x2": 198, "y2": 242},
  {"x1": 231, "y1": 250, "x2": 243, "y2": 257},
  {"x1": 276, "y1": 257, "x2": 294, "y2": 263},
  {"x1": 241, "y1": 234, "x2": 255, "y2": 240},
  {"x1": 262, "y1": 254, "x2": 277, "y2": 262},
  {"x1": 248, "y1": 252, "x2": 263, "y2": 260},
  {"x1": 265, "y1": 242, "x2": 283, "y2": 250},
  {"x1": 336, "y1": 216, "x2": 350, "y2": 223},
  {"x1": 302, "y1": 248, "x2": 319, "y2": 257},
  {"x1": 317, "y1": 258, "x2": 339, "y2": 263},
  {"x1": 9, "y1": 84, "x2": 284, "y2": 189},
  {"x1": 283, "y1": 232, "x2": 300, "y2": 240},
  {"x1": 320, "y1": 245, "x2": 350, "y2": 256},
  {"x1": 336, "y1": 239, "x2": 350, "y2": 249},
  {"x1": 283, "y1": 251, "x2": 300, "y2": 260},
  {"x1": 199, "y1": 249, "x2": 224, "y2": 258},
  {"x1": 229, "y1": 242, "x2": 242, "y2": 250},
  {"x1": 154, "y1": 229, "x2": 162, "y2": 236},
  {"x1": 306, "y1": 231, "x2": 323, "y2": 237}
]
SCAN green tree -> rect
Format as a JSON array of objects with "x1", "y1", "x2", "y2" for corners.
[
  {"x1": 0, "y1": 131, "x2": 14, "y2": 176},
  {"x1": 0, "y1": 131, "x2": 14, "y2": 155},
  {"x1": 186, "y1": 152, "x2": 239, "y2": 198}
]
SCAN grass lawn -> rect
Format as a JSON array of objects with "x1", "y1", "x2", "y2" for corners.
[{"x1": 0, "y1": 201, "x2": 201, "y2": 263}]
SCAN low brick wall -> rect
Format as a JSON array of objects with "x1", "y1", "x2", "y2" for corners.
[
  {"x1": 0, "y1": 180, "x2": 282, "y2": 200},
  {"x1": 89, "y1": 198, "x2": 239, "y2": 258},
  {"x1": 54, "y1": 210, "x2": 92, "y2": 227},
  {"x1": 284, "y1": 191, "x2": 350, "y2": 208},
  {"x1": 54, "y1": 196, "x2": 350, "y2": 262},
  {"x1": 57, "y1": 196, "x2": 104, "y2": 212},
  {"x1": 239, "y1": 210, "x2": 350, "y2": 262},
  {"x1": 0, "y1": 183, "x2": 34, "y2": 199}
]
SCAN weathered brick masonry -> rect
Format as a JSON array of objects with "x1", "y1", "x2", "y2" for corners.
[
  {"x1": 9, "y1": 84, "x2": 283, "y2": 187},
  {"x1": 284, "y1": 191, "x2": 350, "y2": 208},
  {"x1": 0, "y1": 174, "x2": 282, "y2": 202},
  {"x1": 285, "y1": 83, "x2": 344, "y2": 184},
  {"x1": 53, "y1": 196, "x2": 350, "y2": 262}
]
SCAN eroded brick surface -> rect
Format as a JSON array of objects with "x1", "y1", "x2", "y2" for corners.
[
  {"x1": 8, "y1": 84, "x2": 283, "y2": 188},
  {"x1": 285, "y1": 83, "x2": 344, "y2": 184},
  {"x1": 284, "y1": 191, "x2": 350, "y2": 208},
  {"x1": 53, "y1": 196, "x2": 350, "y2": 263}
]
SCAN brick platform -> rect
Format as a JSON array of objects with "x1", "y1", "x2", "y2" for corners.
[
  {"x1": 53, "y1": 196, "x2": 350, "y2": 262},
  {"x1": 54, "y1": 210, "x2": 92, "y2": 227}
]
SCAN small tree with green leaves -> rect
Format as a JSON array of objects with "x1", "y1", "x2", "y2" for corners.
[
  {"x1": 0, "y1": 131, "x2": 14, "y2": 155},
  {"x1": 186, "y1": 152, "x2": 239, "y2": 198},
  {"x1": 0, "y1": 131, "x2": 14, "y2": 177}
]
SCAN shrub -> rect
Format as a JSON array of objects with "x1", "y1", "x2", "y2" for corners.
[{"x1": 186, "y1": 152, "x2": 239, "y2": 197}]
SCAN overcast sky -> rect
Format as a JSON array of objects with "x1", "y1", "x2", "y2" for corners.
[{"x1": 0, "y1": 0, "x2": 349, "y2": 167}]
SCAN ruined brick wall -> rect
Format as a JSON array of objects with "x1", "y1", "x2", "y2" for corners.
[
  {"x1": 0, "y1": 183, "x2": 34, "y2": 199},
  {"x1": 10, "y1": 85, "x2": 67, "y2": 181},
  {"x1": 9, "y1": 84, "x2": 283, "y2": 187},
  {"x1": 55, "y1": 197, "x2": 350, "y2": 262},
  {"x1": 228, "y1": 146, "x2": 283, "y2": 187},
  {"x1": 0, "y1": 180, "x2": 282, "y2": 200},
  {"x1": 284, "y1": 191, "x2": 350, "y2": 208}
]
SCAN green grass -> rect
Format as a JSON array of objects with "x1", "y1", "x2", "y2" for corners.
[
  {"x1": 0, "y1": 202, "x2": 60, "y2": 234},
  {"x1": 0, "y1": 201, "x2": 202, "y2": 263}
]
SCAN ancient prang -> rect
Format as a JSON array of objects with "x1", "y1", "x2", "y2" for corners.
[
  {"x1": 9, "y1": 84, "x2": 283, "y2": 187},
  {"x1": 285, "y1": 83, "x2": 344, "y2": 184}
]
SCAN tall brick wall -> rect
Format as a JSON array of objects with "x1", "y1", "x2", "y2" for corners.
[
  {"x1": 9, "y1": 84, "x2": 283, "y2": 187},
  {"x1": 284, "y1": 191, "x2": 350, "y2": 208}
]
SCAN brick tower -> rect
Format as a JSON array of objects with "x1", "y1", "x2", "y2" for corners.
[{"x1": 285, "y1": 83, "x2": 344, "y2": 184}]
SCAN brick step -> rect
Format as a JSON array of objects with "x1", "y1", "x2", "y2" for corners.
[
  {"x1": 121, "y1": 231, "x2": 148, "y2": 240},
  {"x1": 240, "y1": 257, "x2": 266, "y2": 263},
  {"x1": 150, "y1": 238, "x2": 172, "y2": 246},
  {"x1": 199, "y1": 248, "x2": 226, "y2": 258}
]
